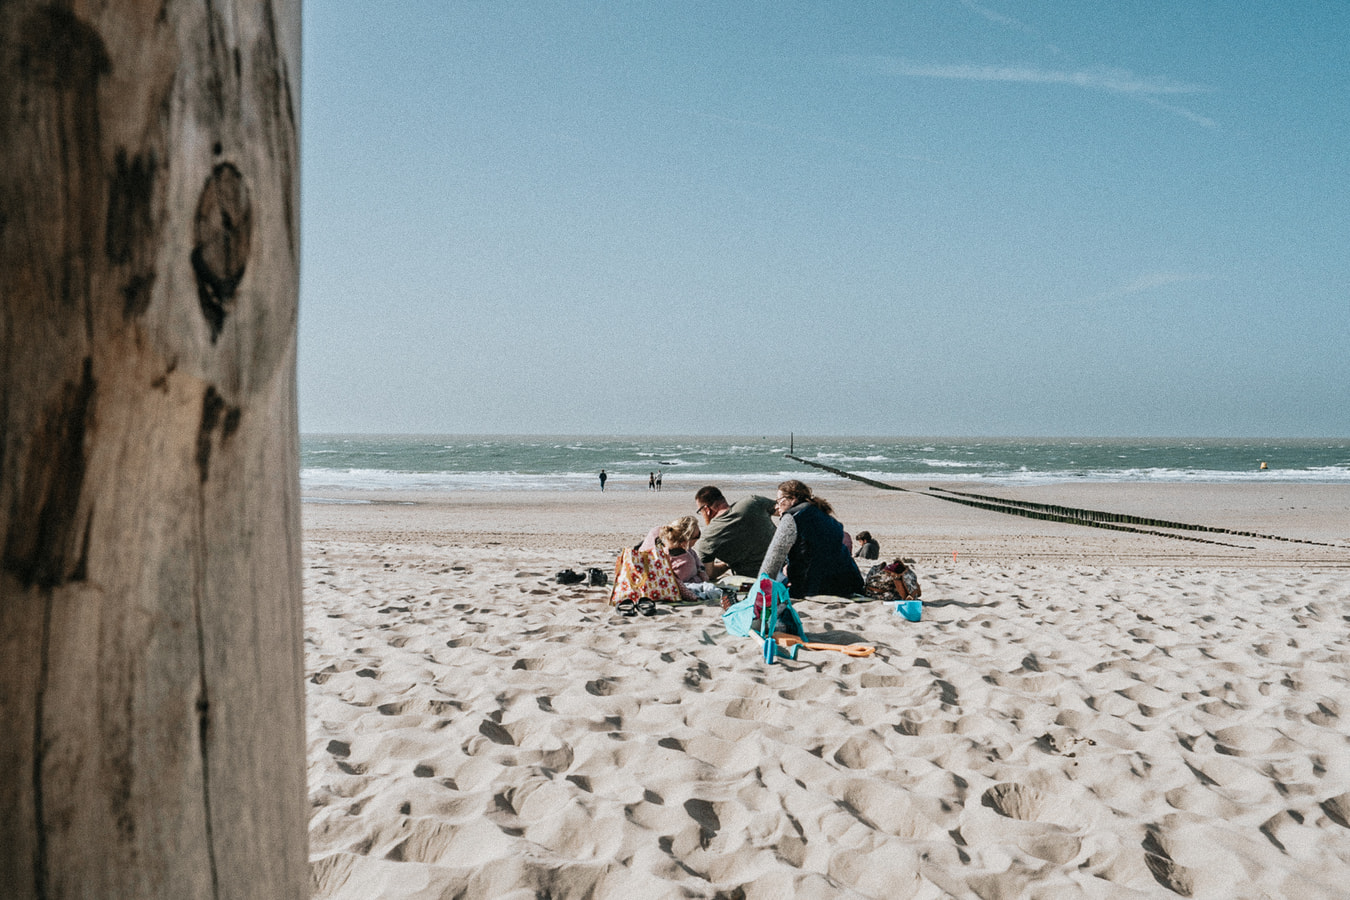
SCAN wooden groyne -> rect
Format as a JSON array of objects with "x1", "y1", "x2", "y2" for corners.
[
  {"x1": 784, "y1": 455, "x2": 915, "y2": 493},
  {"x1": 784, "y1": 454, "x2": 1334, "y2": 549},
  {"x1": 928, "y1": 487, "x2": 1338, "y2": 548}
]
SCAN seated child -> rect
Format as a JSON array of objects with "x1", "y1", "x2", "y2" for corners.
[{"x1": 640, "y1": 515, "x2": 719, "y2": 601}]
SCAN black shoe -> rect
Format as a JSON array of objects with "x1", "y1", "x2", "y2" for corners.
[{"x1": 555, "y1": 569, "x2": 584, "y2": 584}]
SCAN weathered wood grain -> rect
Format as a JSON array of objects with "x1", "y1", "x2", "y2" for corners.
[{"x1": 0, "y1": 3, "x2": 305, "y2": 898}]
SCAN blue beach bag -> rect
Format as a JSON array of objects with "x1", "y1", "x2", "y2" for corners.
[{"x1": 721, "y1": 575, "x2": 805, "y2": 662}]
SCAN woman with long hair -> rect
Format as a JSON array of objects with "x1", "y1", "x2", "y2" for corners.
[{"x1": 758, "y1": 480, "x2": 864, "y2": 599}]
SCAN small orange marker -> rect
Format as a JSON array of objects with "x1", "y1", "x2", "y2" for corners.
[{"x1": 952, "y1": 550, "x2": 958, "y2": 562}]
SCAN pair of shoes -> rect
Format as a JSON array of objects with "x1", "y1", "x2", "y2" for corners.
[
  {"x1": 636, "y1": 597, "x2": 657, "y2": 616},
  {"x1": 615, "y1": 599, "x2": 637, "y2": 616}
]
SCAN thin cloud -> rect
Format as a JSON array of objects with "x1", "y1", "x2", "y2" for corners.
[
  {"x1": 1031, "y1": 272, "x2": 1217, "y2": 316},
  {"x1": 957, "y1": 0, "x2": 1064, "y2": 55},
  {"x1": 874, "y1": 58, "x2": 1213, "y2": 97},
  {"x1": 959, "y1": 0, "x2": 1022, "y2": 29},
  {"x1": 1101, "y1": 272, "x2": 1216, "y2": 301},
  {"x1": 1141, "y1": 96, "x2": 1219, "y2": 130}
]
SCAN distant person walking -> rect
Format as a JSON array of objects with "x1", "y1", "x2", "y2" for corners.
[
  {"x1": 599, "y1": 469, "x2": 608, "y2": 491},
  {"x1": 649, "y1": 472, "x2": 656, "y2": 491}
]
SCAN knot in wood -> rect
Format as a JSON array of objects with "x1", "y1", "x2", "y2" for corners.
[{"x1": 191, "y1": 163, "x2": 252, "y2": 341}]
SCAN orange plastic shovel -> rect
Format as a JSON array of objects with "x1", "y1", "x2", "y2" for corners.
[{"x1": 773, "y1": 633, "x2": 876, "y2": 657}]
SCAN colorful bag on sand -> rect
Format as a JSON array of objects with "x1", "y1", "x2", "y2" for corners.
[
  {"x1": 865, "y1": 559, "x2": 922, "y2": 602},
  {"x1": 609, "y1": 547, "x2": 683, "y2": 605},
  {"x1": 865, "y1": 559, "x2": 923, "y2": 621},
  {"x1": 722, "y1": 575, "x2": 805, "y2": 662}
]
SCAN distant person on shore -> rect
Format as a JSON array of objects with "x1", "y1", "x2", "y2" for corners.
[
  {"x1": 854, "y1": 531, "x2": 879, "y2": 560},
  {"x1": 599, "y1": 469, "x2": 608, "y2": 491},
  {"x1": 692, "y1": 486, "x2": 777, "y2": 580},
  {"x1": 760, "y1": 479, "x2": 864, "y2": 599},
  {"x1": 649, "y1": 472, "x2": 656, "y2": 491},
  {"x1": 655, "y1": 471, "x2": 663, "y2": 491}
]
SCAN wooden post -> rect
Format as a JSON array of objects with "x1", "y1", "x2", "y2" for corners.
[{"x1": 0, "y1": 3, "x2": 306, "y2": 898}]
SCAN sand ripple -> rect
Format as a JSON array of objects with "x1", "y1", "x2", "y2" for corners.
[{"x1": 306, "y1": 540, "x2": 1350, "y2": 899}]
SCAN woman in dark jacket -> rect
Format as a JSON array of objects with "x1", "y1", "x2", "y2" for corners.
[{"x1": 758, "y1": 480, "x2": 864, "y2": 599}]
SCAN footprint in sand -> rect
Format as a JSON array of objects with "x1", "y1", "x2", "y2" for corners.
[
  {"x1": 1321, "y1": 792, "x2": 1350, "y2": 828},
  {"x1": 584, "y1": 677, "x2": 620, "y2": 696},
  {"x1": 1035, "y1": 730, "x2": 1095, "y2": 757},
  {"x1": 1142, "y1": 830, "x2": 1196, "y2": 897},
  {"x1": 975, "y1": 781, "x2": 1087, "y2": 865},
  {"x1": 1119, "y1": 683, "x2": 1174, "y2": 717},
  {"x1": 1210, "y1": 724, "x2": 1288, "y2": 757},
  {"x1": 684, "y1": 661, "x2": 713, "y2": 690},
  {"x1": 859, "y1": 672, "x2": 905, "y2": 689},
  {"x1": 1260, "y1": 808, "x2": 1327, "y2": 856},
  {"x1": 478, "y1": 719, "x2": 516, "y2": 745},
  {"x1": 1085, "y1": 691, "x2": 1137, "y2": 718},
  {"x1": 723, "y1": 697, "x2": 789, "y2": 727},
  {"x1": 932, "y1": 677, "x2": 959, "y2": 707},
  {"x1": 778, "y1": 680, "x2": 834, "y2": 702},
  {"x1": 682, "y1": 798, "x2": 720, "y2": 849},
  {"x1": 893, "y1": 713, "x2": 956, "y2": 736},
  {"x1": 981, "y1": 782, "x2": 1042, "y2": 821},
  {"x1": 1163, "y1": 783, "x2": 1244, "y2": 819},
  {"x1": 832, "y1": 732, "x2": 893, "y2": 770},
  {"x1": 836, "y1": 778, "x2": 942, "y2": 840},
  {"x1": 1307, "y1": 698, "x2": 1339, "y2": 727}
]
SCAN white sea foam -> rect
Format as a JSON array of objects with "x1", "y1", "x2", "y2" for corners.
[{"x1": 299, "y1": 436, "x2": 1350, "y2": 493}]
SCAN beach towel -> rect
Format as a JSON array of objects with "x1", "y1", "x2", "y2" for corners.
[{"x1": 609, "y1": 547, "x2": 683, "y2": 606}]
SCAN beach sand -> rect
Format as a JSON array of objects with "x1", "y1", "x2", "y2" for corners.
[{"x1": 304, "y1": 481, "x2": 1350, "y2": 899}]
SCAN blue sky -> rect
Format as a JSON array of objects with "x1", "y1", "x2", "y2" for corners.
[{"x1": 299, "y1": 1, "x2": 1349, "y2": 437}]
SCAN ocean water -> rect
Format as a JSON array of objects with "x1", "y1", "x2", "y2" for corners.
[{"x1": 300, "y1": 435, "x2": 1350, "y2": 493}]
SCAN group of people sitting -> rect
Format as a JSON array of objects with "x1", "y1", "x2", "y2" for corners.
[{"x1": 641, "y1": 481, "x2": 877, "y2": 606}]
